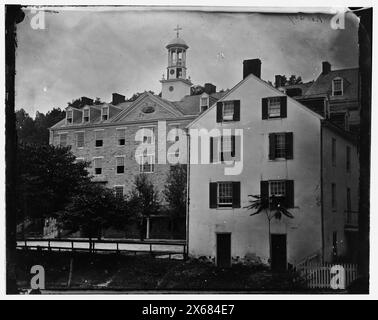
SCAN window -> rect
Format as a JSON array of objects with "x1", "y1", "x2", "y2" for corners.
[
  {"x1": 220, "y1": 135, "x2": 234, "y2": 162},
  {"x1": 268, "y1": 97, "x2": 281, "y2": 118},
  {"x1": 117, "y1": 129, "x2": 126, "y2": 146},
  {"x1": 332, "y1": 183, "x2": 337, "y2": 210},
  {"x1": 216, "y1": 100, "x2": 240, "y2": 122},
  {"x1": 114, "y1": 186, "x2": 124, "y2": 198},
  {"x1": 346, "y1": 146, "x2": 351, "y2": 172},
  {"x1": 102, "y1": 106, "x2": 109, "y2": 121},
  {"x1": 332, "y1": 138, "x2": 336, "y2": 166},
  {"x1": 269, "y1": 132, "x2": 293, "y2": 160},
  {"x1": 209, "y1": 182, "x2": 241, "y2": 209},
  {"x1": 141, "y1": 127, "x2": 155, "y2": 144},
  {"x1": 218, "y1": 182, "x2": 233, "y2": 207},
  {"x1": 332, "y1": 78, "x2": 343, "y2": 96},
  {"x1": 167, "y1": 126, "x2": 180, "y2": 160},
  {"x1": 200, "y1": 97, "x2": 209, "y2": 112},
  {"x1": 66, "y1": 110, "x2": 73, "y2": 124},
  {"x1": 95, "y1": 130, "x2": 104, "y2": 147},
  {"x1": 260, "y1": 180, "x2": 294, "y2": 208},
  {"x1": 262, "y1": 96, "x2": 287, "y2": 119},
  {"x1": 93, "y1": 158, "x2": 103, "y2": 175},
  {"x1": 116, "y1": 156, "x2": 125, "y2": 174},
  {"x1": 76, "y1": 132, "x2": 84, "y2": 148},
  {"x1": 139, "y1": 153, "x2": 155, "y2": 173},
  {"x1": 83, "y1": 108, "x2": 89, "y2": 123},
  {"x1": 59, "y1": 133, "x2": 67, "y2": 147}
]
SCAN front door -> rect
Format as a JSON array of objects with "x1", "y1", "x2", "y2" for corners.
[
  {"x1": 216, "y1": 233, "x2": 231, "y2": 268},
  {"x1": 271, "y1": 234, "x2": 287, "y2": 271}
]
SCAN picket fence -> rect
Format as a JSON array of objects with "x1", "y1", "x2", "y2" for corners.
[{"x1": 295, "y1": 262, "x2": 358, "y2": 289}]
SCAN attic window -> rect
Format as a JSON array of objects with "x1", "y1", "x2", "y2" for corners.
[
  {"x1": 200, "y1": 97, "x2": 209, "y2": 112},
  {"x1": 102, "y1": 106, "x2": 109, "y2": 121},
  {"x1": 332, "y1": 78, "x2": 343, "y2": 96},
  {"x1": 66, "y1": 110, "x2": 73, "y2": 124},
  {"x1": 83, "y1": 108, "x2": 89, "y2": 123}
]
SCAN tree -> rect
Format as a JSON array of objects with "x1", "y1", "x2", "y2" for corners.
[
  {"x1": 129, "y1": 174, "x2": 160, "y2": 240},
  {"x1": 16, "y1": 144, "x2": 91, "y2": 227},
  {"x1": 163, "y1": 165, "x2": 187, "y2": 238},
  {"x1": 288, "y1": 75, "x2": 303, "y2": 85},
  {"x1": 244, "y1": 194, "x2": 293, "y2": 266},
  {"x1": 57, "y1": 182, "x2": 130, "y2": 248},
  {"x1": 127, "y1": 91, "x2": 155, "y2": 102}
]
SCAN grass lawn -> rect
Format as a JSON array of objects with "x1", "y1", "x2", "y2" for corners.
[{"x1": 16, "y1": 250, "x2": 311, "y2": 292}]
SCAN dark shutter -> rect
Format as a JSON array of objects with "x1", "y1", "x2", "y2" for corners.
[
  {"x1": 269, "y1": 133, "x2": 276, "y2": 160},
  {"x1": 231, "y1": 135, "x2": 236, "y2": 158},
  {"x1": 233, "y1": 100, "x2": 240, "y2": 121},
  {"x1": 209, "y1": 182, "x2": 218, "y2": 208},
  {"x1": 232, "y1": 182, "x2": 241, "y2": 208},
  {"x1": 220, "y1": 135, "x2": 224, "y2": 162},
  {"x1": 280, "y1": 96, "x2": 287, "y2": 118},
  {"x1": 285, "y1": 180, "x2": 294, "y2": 208},
  {"x1": 262, "y1": 98, "x2": 268, "y2": 119},
  {"x1": 216, "y1": 102, "x2": 223, "y2": 122},
  {"x1": 285, "y1": 132, "x2": 293, "y2": 159},
  {"x1": 210, "y1": 137, "x2": 214, "y2": 163},
  {"x1": 261, "y1": 181, "x2": 269, "y2": 202}
]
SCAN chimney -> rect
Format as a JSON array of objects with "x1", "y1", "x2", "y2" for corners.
[
  {"x1": 275, "y1": 75, "x2": 284, "y2": 88},
  {"x1": 204, "y1": 83, "x2": 216, "y2": 95},
  {"x1": 243, "y1": 59, "x2": 261, "y2": 79},
  {"x1": 81, "y1": 96, "x2": 93, "y2": 106},
  {"x1": 112, "y1": 93, "x2": 126, "y2": 105},
  {"x1": 322, "y1": 61, "x2": 331, "y2": 75}
]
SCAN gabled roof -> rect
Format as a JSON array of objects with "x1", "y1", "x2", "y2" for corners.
[{"x1": 304, "y1": 68, "x2": 359, "y2": 101}]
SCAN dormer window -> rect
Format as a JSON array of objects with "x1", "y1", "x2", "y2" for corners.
[
  {"x1": 102, "y1": 106, "x2": 109, "y2": 121},
  {"x1": 332, "y1": 78, "x2": 343, "y2": 96},
  {"x1": 200, "y1": 97, "x2": 209, "y2": 112},
  {"x1": 66, "y1": 110, "x2": 73, "y2": 124},
  {"x1": 83, "y1": 108, "x2": 90, "y2": 123}
]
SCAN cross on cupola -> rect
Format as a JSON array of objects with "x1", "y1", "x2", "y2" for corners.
[{"x1": 174, "y1": 24, "x2": 182, "y2": 38}]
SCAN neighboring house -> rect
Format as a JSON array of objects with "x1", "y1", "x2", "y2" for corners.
[
  {"x1": 276, "y1": 62, "x2": 360, "y2": 133},
  {"x1": 187, "y1": 59, "x2": 359, "y2": 269},
  {"x1": 49, "y1": 31, "x2": 225, "y2": 239}
]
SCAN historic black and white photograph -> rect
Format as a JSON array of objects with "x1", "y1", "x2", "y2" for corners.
[{"x1": 4, "y1": 4, "x2": 372, "y2": 297}]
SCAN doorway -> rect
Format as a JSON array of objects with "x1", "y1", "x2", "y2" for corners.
[
  {"x1": 216, "y1": 233, "x2": 231, "y2": 268},
  {"x1": 271, "y1": 234, "x2": 287, "y2": 271}
]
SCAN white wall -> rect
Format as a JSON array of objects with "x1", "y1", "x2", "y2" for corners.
[{"x1": 188, "y1": 74, "x2": 323, "y2": 265}]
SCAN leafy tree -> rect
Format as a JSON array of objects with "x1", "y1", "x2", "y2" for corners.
[
  {"x1": 129, "y1": 174, "x2": 160, "y2": 240},
  {"x1": 127, "y1": 91, "x2": 155, "y2": 102},
  {"x1": 190, "y1": 85, "x2": 205, "y2": 96},
  {"x1": 57, "y1": 183, "x2": 130, "y2": 246},
  {"x1": 163, "y1": 164, "x2": 187, "y2": 218},
  {"x1": 288, "y1": 75, "x2": 303, "y2": 85},
  {"x1": 16, "y1": 144, "x2": 91, "y2": 227},
  {"x1": 244, "y1": 194, "x2": 293, "y2": 265}
]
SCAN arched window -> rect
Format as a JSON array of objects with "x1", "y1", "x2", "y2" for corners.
[{"x1": 332, "y1": 77, "x2": 343, "y2": 96}]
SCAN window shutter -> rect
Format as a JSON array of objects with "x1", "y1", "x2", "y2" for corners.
[
  {"x1": 210, "y1": 137, "x2": 214, "y2": 163},
  {"x1": 260, "y1": 181, "x2": 269, "y2": 202},
  {"x1": 232, "y1": 182, "x2": 241, "y2": 208},
  {"x1": 220, "y1": 135, "x2": 224, "y2": 162},
  {"x1": 280, "y1": 96, "x2": 287, "y2": 118},
  {"x1": 233, "y1": 100, "x2": 240, "y2": 121},
  {"x1": 285, "y1": 132, "x2": 293, "y2": 159},
  {"x1": 285, "y1": 180, "x2": 294, "y2": 208},
  {"x1": 262, "y1": 98, "x2": 268, "y2": 119},
  {"x1": 231, "y1": 135, "x2": 236, "y2": 158},
  {"x1": 269, "y1": 133, "x2": 276, "y2": 160},
  {"x1": 209, "y1": 182, "x2": 218, "y2": 208},
  {"x1": 216, "y1": 102, "x2": 223, "y2": 122}
]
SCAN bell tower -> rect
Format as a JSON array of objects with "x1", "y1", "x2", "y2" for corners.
[{"x1": 160, "y1": 25, "x2": 192, "y2": 102}]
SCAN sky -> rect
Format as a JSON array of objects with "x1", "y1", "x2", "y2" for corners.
[{"x1": 15, "y1": 7, "x2": 359, "y2": 117}]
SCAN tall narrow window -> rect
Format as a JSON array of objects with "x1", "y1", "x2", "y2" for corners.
[
  {"x1": 95, "y1": 130, "x2": 104, "y2": 147},
  {"x1": 66, "y1": 110, "x2": 73, "y2": 124},
  {"x1": 83, "y1": 108, "x2": 90, "y2": 123},
  {"x1": 332, "y1": 138, "x2": 336, "y2": 166},
  {"x1": 59, "y1": 133, "x2": 67, "y2": 147},
  {"x1": 218, "y1": 182, "x2": 233, "y2": 207},
  {"x1": 116, "y1": 156, "x2": 125, "y2": 174},
  {"x1": 93, "y1": 158, "x2": 103, "y2": 175},
  {"x1": 200, "y1": 97, "x2": 209, "y2": 112},
  {"x1": 223, "y1": 101, "x2": 235, "y2": 121},
  {"x1": 141, "y1": 127, "x2": 155, "y2": 144},
  {"x1": 332, "y1": 78, "x2": 343, "y2": 96},
  {"x1": 268, "y1": 97, "x2": 281, "y2": 118},
  {"x1": 139, "y1": 152, "x2": 155, "y2": 173},
  {"x1": 76, "y1": 132, "x2": 84, "y2": 148},
  {"x1": 332, "y1": 183, "x2": 337, "y2": 210},
  {"x1": 102, "y1": 106, "x2": 109, "y2": 121},
  {"x1": 346, "y1": 146, "x2": 351, "y2": 172},
  {"x1": 117, "y1": 129, "x2": 126, "y2": 146}
]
